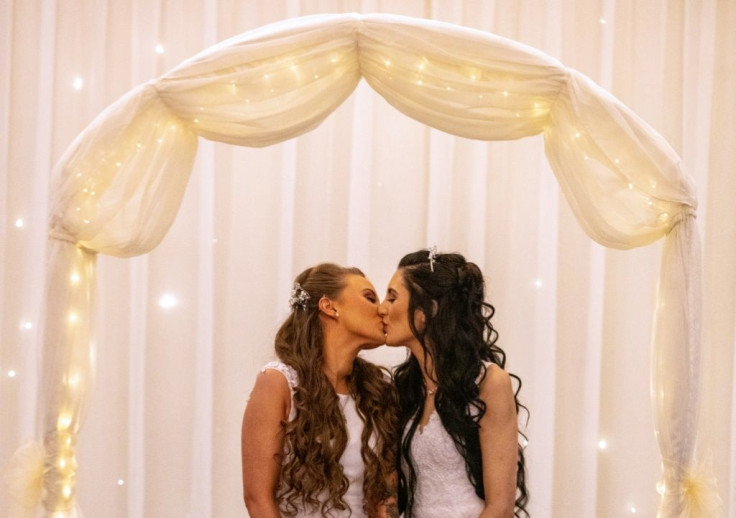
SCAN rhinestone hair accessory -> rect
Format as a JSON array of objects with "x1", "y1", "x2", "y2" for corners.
[
  {"x1": 288, "y1": 282, "x2": 310, "y2": 311},
  {"x1": 427, "y1": 245, "x2": 438, "y2": 272}
]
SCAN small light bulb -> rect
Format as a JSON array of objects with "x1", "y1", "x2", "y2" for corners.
[
  {"x1": 630, "y1": 506, "x2": 637, "y2": 514},
  {"x1": 62, "y1": 485, "x2": 72, "y2": 499},
  {"x1": 58, "y1": 414, "x2": 72, "y2": 430},
  {"x1": 21, "y1": 321, "x2": 33, "y2": 330},
  {"x1": 15, "y1": 218, "x2": 24, "y2": 228},
  {"x1": 8, "y1": 370, "x2": 16, "y2": 378},
  {"x1": 68, "y1": 312, "x2": 79, "y2": 324},
  {"x1": 600, "y1": 18, "x2": 607, "y2": 24},
  {"x1": 158, "y1": 293, "x2": 179, "y2": 309},
  {"x1": 598, "y1": 439, "x2": 607, "y2": 450},
  {"x1": 534, "y1": 279, "x2": 543, "y2": 288},
  {"x1": 656, "y1": 480, "x2": 666, "y2": 495},
  {"x1": 155, "y1": 44, "x2": 165, "y2": 54},
  {"x1": 72, "y1": 77, "x2": 84, "y2": 90},
  {"x1": 118, "y1": 479, "x2": 125, "y2": 486}
]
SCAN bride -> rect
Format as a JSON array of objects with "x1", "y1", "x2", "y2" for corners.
[
  {"x1": 379, "y1": 249, "x2": 529, "y2": 518},
  {"x1": 241, "y1": 263, "x2": 399, "y2": 517}
]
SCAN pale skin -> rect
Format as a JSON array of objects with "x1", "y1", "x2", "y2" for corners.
[
  {"x1": 241, "y1": 274, "x2": 398, "y2": 518},
  {"x1": 379, "y1": 269, "x2": 518, "y2": 518}
]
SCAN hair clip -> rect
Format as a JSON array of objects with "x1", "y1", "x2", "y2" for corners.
[
  {"x1": 427, "y1": 245, "x2": 438, "y2": 272},
  {"x1": 288, "y1": 282, "x2": 310, "y2": 311}
]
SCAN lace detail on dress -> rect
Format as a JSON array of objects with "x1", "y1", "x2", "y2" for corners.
[
  {"x1": 262, "y1": 360, "x2": 298, "y2": 391},
  {"x1": 262, "y1": 361, "x2": 299, "y2": 422},
  {"x1": 408, "y1": 412, "x2": 485, "y2": 518}
]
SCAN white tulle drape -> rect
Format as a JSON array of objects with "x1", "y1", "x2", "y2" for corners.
[{"x1": 1, "y1": 10, "x2": 724, "y2": 518}]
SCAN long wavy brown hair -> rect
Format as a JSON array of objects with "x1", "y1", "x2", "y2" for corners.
[{"x1": 275, "y1": 263, "x2": 398, "y2": 517}]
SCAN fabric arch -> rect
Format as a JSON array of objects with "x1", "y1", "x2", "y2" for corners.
[{"x1": 4, "y1": 12, "x2": 713, "y2": 518}]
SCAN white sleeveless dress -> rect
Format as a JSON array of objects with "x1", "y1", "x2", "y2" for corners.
[
  {"x1": 408, "y1": 410, "x2": 485, "y2": 517},
  {"x1": 262, "y1": 361, "x2": 367, "y2": 518}
]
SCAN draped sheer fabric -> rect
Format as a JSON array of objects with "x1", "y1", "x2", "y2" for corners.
[{"x1": 1, "y1": 11, "x2": 720, "y2": 518}]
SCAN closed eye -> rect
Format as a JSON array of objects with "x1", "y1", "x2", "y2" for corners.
[{"x1": 363, "y1": 290, "x2": 378, "y2": 303}]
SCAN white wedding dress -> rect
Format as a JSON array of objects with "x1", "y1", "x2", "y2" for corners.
[
  {"x1": 262, "y1": 361, "x2": 367, "y2": 518},
  {"x1": 408, "y1": 411, "x2": 486, "y2": 518}
]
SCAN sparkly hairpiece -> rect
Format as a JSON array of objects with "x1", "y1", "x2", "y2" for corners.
[
  {"x1": 427, "y1": 245, "x2": 438, "y2": 272},
  {"x1": 288, "y1": 282, "x2": 310, "y2": 311}
]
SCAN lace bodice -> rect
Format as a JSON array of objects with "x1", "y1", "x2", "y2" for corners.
[
  {"x1": 261, "y1": 361, "x2": 366, "y2": 518},
  {"x1": 408, "y1": 411, "x2": 485, "y2": 518}
]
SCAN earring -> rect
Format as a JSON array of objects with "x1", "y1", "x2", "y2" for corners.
[{"x1": 334, "y1": 309, "x2": 339, "y2": 317}]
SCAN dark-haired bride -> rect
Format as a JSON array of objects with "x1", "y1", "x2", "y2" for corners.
[
  {"x1": 379, "y1": 249, "x2": 529, "y2": 518},
  {"x1": 241, "y1": 263, "x2": 399, "y2": 518}
]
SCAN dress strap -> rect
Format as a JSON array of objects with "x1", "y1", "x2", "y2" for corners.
[
  {"x1": 261, "y1": 361, "x2": 298, "y2": 422},
  {"x1": 261, "y1": 360, "x2": 299, "y2": 391}
]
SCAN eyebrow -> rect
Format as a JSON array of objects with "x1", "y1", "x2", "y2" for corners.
[
  {"x1": 387, "y1": 287, "x2": 398, "y2": 296},
  {"x1": 363, "y1": 288, "x2": 378, "y2": 297}
]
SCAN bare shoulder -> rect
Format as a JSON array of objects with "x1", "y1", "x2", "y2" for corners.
[
  {"x1": 247, "y1": 368, "x2": 291, "y2": 416},
  {"x1": 253, "y1": 368, "x2": 291, "y2": 395},
  {"x1": 480, "y1": 363, "x2": 512, "y2": 394},
  {"x1": 478, "y1": 363, "x2": 515, "y2": 415}
]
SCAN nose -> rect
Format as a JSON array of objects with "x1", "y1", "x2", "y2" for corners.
[{"x1": 377, "y1": 300, "x2": 388, "y2": 316}]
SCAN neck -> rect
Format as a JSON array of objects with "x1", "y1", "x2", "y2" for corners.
[
  {"x1": 322, "y1": 327, "x2": 362, "y2": 395},
  {"x1": 408, "y1": 341, "x2": 437, "y2": 391}
]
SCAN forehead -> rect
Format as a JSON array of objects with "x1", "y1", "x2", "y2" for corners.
[
  {"x1": 387, "y1": 269, "x2": 407, "y2": 291},
  {"x1": 343, "y1": 274, "x2": 376, "y2": 293}
]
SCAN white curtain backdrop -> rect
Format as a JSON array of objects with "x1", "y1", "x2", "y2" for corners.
[{"x1": 1, "y1": 2, "x2": 734, "y2": 518}]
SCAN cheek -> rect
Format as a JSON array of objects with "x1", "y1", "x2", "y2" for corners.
[{"x1": 390, "y1": 306, "x2": 406, "y2": 326}]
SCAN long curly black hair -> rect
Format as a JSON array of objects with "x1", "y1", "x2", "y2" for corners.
[{"x1": 393, "y1": 250, "x2": 529, "y2": 517}]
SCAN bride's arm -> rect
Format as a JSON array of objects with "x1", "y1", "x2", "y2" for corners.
[
  {"x1": 477, "y1": 364, "x2": 518, "y2": 518},
  {"x1": 241, "y1": 369, "x2": 291, "y2": 518},
  {"x1": 374, "y1": 471, "x2": 399, "y2": 518}
]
